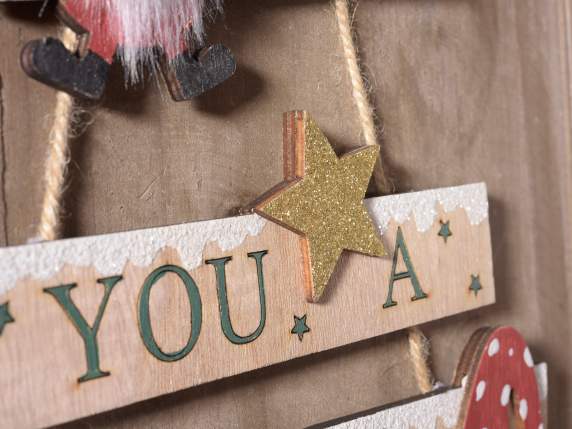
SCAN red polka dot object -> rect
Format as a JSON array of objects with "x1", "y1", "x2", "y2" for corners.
[{"x1": 455, "y1": 326, "x2": 543, "y2": 429}]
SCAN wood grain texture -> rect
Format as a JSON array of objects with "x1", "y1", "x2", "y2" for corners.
[
  {"x1": 0, "y1": 185, "x2": 494, "y2": 428},
  {"x1": 0, "y1": 0, "x2": 571, "y2": 427},
  {"x1": 358, "y1": 2, "x2": 572, "y2": 426}
]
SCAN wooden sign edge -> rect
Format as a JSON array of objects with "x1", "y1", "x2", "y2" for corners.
[{"x1": 0, "y1": 182, "x2": 495, "y2": 428}]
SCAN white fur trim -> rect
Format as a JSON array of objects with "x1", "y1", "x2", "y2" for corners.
[{"x1": 87, "y1": 0, "x2": 223, "y2": 82}]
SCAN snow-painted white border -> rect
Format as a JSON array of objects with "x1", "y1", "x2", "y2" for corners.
[
  {"x1": 327, "y1": 363, "x2": 547, "y2": 429},
  {"x1": 0, "y1": 183, "x2": 488, "y2": 295},
  {"x1": 366, "y1": 182, "x2": 489, "y2": 233},
  {"x1": 0, "y1": 215, "x2": 267, "y2": 296}
]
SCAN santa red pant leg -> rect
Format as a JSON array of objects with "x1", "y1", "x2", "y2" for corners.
[{"x1": 20, "y1": 0, "x2": 235, "y2": 101}]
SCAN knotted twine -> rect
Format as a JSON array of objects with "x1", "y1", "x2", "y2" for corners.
[
  {"x1": 333, "y1": 0, "x2": 436, "y2": 394},
  {"x1": 36, "y1": 4, "x2": 436, "y2": 394}
]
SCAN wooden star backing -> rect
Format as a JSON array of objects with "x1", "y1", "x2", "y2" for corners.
[{"x1": 252, "y1": 111, "x2": 386, "y2": 302}]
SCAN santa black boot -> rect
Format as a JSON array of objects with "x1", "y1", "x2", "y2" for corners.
[
  {"x1": 162, "y1": 44, "x2": 236, "y2": 101},
  {"x1": 21, "y1": 37, "x2": 110, "y2": 101}
]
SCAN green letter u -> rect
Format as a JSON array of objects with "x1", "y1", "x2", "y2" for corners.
[{"x1": 206, "y1": 251, "x2": 268, "y2": 345}]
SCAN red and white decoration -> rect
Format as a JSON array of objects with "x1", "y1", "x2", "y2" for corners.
[{"x1": 460, "y1": 326, "x2": 543, "y2": 429}]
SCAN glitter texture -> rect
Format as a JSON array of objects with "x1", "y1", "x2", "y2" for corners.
[
  {"x1": 366, "y1": 182, "x2": 489, "y2": 233},
  {"x1": 0, "y1": 184, "x2": 487, "y2": 296},
  {"x1": 0, "y1": 214, "x2": 267, "y2": 296},
  {"x1": 256, "y1": 112, "x2": 386, "y2": 302}
]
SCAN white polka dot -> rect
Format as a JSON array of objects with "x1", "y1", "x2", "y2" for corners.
[
  {"x1": 488, "y1": 338, "x2": 500, "y2": 357},
  {"x1": 539, "y1": 424, "x2": 544, "y2": 429},
  {"x1": 509, "y1": 348, "x2": 514, "y2": 356},
  {"x1": 524, "y1": 347, "x2": 534, "y2": 368},
  {"x1": 476, "y1": 380, "x2": 486, "y2": 401},
  {"x1": 519, "y1": 398, "x2": 528, "y2": 420},
  {"x1": 500, "y1": 384, "x2": 511, "y2": 406}
]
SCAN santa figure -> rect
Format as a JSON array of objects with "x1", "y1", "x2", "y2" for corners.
[{"x1": 21, "y1": 0, "x2": 236, "y2": 101}]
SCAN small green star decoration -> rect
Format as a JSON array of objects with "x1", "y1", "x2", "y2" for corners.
[
  {"x1": 0, "y1": 302, "x2": 15, "y2": 336},
  {"x1": 438, "y1": 220, "x2": 453, "y2": 243},
  {"x1": 469, "y1": 275, "x2": 483, "y2": 296},
  {"x1": 291, "y1": 315, "x2": 310, "y2": 341}
]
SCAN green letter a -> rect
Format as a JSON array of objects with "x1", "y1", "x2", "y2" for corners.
[
  {"x1": 44, "y1": 276, "x2": 122, "y2": 382},
  {"x1": 383, "y1": 227, "x2": 428, "y2": 308}
]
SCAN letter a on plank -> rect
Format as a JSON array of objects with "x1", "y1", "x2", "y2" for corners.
[{"x1": 384, "y1": 227, "x2": 428, "y2": 308}]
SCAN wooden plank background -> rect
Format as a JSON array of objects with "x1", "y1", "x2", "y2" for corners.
[{"x1": 0, "y1": 0, "x2": 570, "y2": 427}]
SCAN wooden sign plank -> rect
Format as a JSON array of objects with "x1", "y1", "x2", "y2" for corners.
[
  {"x1": 0, "y1": 183, "x2": 494, "y2": 428},
  {"x1": 313, "y1": 363, "x2": 547, "y2": 429}
]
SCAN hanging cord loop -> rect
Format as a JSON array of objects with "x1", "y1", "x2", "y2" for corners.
[
  {"x1": 333, "y1": 0, "x2": 435, "y2": 393},
  {"x1": 37, "y1": 27, "x2": 77, "y2": 241},
  {"x1": 407, "y1": 326, "x2": 435, "y2": 393},
  {"x1": 333, "y1": 0, "x2": 390, "y2": 194}
]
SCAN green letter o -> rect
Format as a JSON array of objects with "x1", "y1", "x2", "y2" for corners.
[{"x1": 138, "y1": 265, "x2": 202, "y2": 362}]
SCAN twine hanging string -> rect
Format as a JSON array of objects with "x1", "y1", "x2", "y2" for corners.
[
  {"x1": 407, "y1": 326, "x2": 435, "y2": 393},
  {"x1": 333, "y1": 0, "x2": 435, "y2": 394},
  {"x1": 333, "y1": 0, "x2": 390, "y2": 194},
  {"x1": 37, "y1": 27, "x2": 78, "y2": 241}
]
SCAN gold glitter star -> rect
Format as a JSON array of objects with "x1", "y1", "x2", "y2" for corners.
[{"x1": 252, "y1": 111, "x2": 386, "y2": 302}]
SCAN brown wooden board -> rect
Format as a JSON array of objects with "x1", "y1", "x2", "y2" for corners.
[
  {"x1": 0, "y1": 184, "x2": 494, "y2": 428},
  {"x1": 0, "y1": 0, "x2": 571, "y2": 427}
]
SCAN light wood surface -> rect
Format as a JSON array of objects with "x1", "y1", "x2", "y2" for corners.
[
  {"x1": 0, "y1": 0, "x2": 571, "y2": 427},
  {"x1": 0, "y1": 185, "x2": 494, "y2": 428}
]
